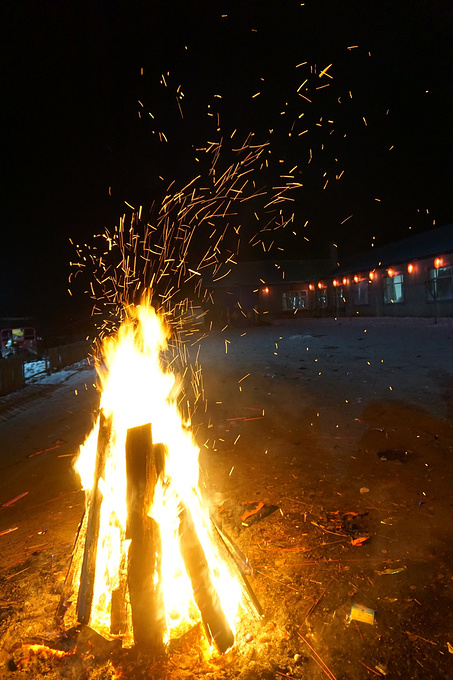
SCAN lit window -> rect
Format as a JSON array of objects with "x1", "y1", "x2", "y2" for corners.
[
  {"x1": 317, "y1": 287, "x2": 328, "y2": 308},
  {"x1": 383, "y1": 273, "x2": 404, "y2": 304},
  {"x1": 282, "y1": 291, "x2": 307, "y2": 311},
  {"x1": 428, "y1": 266, "x2": 453, "y2": 301},
  {"x1": 353, "y1": 279, "x2": 369, "y2": 305},
  {"x1": 334, "y1": 285, "x2": 346, "y2": 305}
]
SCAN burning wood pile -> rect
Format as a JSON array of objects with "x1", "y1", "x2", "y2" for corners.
[{"x1": 58, "y1": 303, "x2": 261, "y2": 655}]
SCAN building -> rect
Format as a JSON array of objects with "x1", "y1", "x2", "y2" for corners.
[
  {"x1": 209, "y1": 223, "x2": 453, "y2": 322},
  {"x1": 209, "y1": 259, "x2": 332, "y2": 325},
  {"x1": 328, "y1": 222, "x2": 453, "y2": 319}
]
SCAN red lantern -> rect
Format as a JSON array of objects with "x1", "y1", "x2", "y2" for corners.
[{"x1": 434, "y1": 257, "x2": 443, "y2": 269}]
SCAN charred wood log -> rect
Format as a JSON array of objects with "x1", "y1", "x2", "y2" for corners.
[
  {"x1": 211, "y1": 518, "x2": 263, "y2": 619},
  {"x1": 178, "y1": 504, "x2": 234, "y2": 653},
  {"x1": 56, "y1": 510, "x2": 89, "y2": 622},
  {"x1": 110, "y1": 551, "x2": 128, "y2": 635},
  {"x1": 77, "y1": 410, "x2": 113, "y2": 625},
  {"x1": 125, "y1": 423, "x2": 165, "y2": 649},
  {"x1": 152, "y1": 441, "x2": 166, "y2": 479}
]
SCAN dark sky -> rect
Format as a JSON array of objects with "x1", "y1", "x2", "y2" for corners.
[{"x1": 1, "y1": 0, "x2": 452, "y2": 335}]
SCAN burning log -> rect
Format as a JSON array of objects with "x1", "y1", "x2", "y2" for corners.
[
  {"x1": 63, "y1": 305, "x2": 261, "y2": 655},
  {"x1": 178, "y1": 504, "x2": 234, "y2": 654},
  {"x1": 125, "y1": 423, "x2": 165, "y2": 649},
  {"x1": 110, "y1": 554, "x2": 128, "y2": 635},
  {"x1": 57, "y1": 510, "x2": 89, "y2": 623},
  {"x1": 77, "y1": 410, "x2": 113, "y2": 625},
  {"x1": 211, "y1": 519, "x2": 264, "y2": 619}
]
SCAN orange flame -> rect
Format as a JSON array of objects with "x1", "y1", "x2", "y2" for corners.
[{"x1": 75, "y1": 302, "x2": 242, "y2": 648}]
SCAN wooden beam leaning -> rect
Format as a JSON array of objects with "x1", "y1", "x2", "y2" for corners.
[
  {"x1": 125, "y1": 423, "x2": 165, "y2": 650},
  {"x1": 110, "y1": 552, "x2": 128, "y2": 636},
  {"x1": 178, "y1": 504, "x2": 234, "y2": 654},
  {"x1": 211, "y1": 518, "x2": 264, "y2": 619},
  {"x1": 56, "y1": 510, "x2": 89, "y2": 624},
  {"x1": 77, "y1": 410, "x2": 113, "y2": 625}
]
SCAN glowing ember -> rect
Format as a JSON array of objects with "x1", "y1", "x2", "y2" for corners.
[{"x1": 73, "y1": 301, "x2": 242, "y2": 651}]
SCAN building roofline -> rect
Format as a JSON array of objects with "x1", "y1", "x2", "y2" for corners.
[{"x1": 336, "y1": 222, "x2": 453, "y2": 276}]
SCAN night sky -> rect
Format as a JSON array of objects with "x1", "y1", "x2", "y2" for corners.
[{"x1": 1, "y1": 0, "x2": 452, "y2": 337}]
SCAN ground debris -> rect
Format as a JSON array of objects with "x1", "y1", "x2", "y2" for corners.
[{"x1": 313, "y1": 509, "x2": 370, "y2": 542}]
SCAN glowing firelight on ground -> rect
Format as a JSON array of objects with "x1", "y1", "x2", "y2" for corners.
[{"x1": 74, "y1": 301, "x2": 242, "y2": 649}]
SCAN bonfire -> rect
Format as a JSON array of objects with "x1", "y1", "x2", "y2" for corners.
[{"x1": 59, "y1": 302, "x2": 260, "y2": 656}]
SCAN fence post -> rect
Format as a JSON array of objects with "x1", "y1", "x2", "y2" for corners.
[{"x1": 0, "y1": 359, "x2": 25, "y2": 396}]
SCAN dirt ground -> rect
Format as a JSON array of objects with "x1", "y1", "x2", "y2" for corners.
[{"x1": 1, "y1": 317, "x2": 453, "y2": 679}]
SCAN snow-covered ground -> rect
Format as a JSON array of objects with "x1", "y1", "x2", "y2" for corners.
[
  {"x1": 0, "y1": 359, "x2": 95, "y2": 428},
  {"x1": 12, "y1": 317, "x2": 453, "y2": 421},
  {"x1": 23, "y1": 359, "x2": 47, "y2": 380},
  {"x1": 198, "y1": 315, "x2": 453, "y2": 420},
  {"x1": 23, "y1": 358, "x2": 89, "y2": 384}
]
